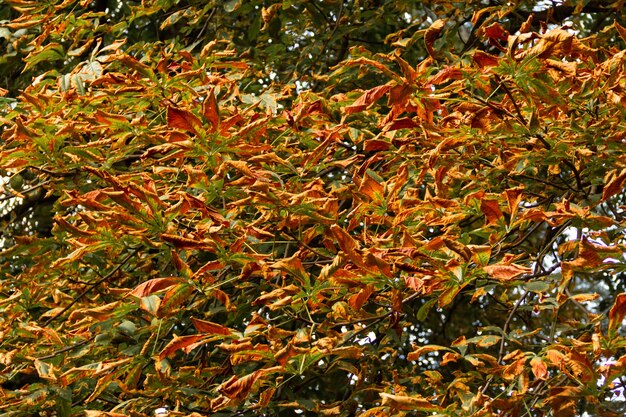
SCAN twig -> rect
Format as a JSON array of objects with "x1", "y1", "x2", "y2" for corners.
[
  {"x1": 481, "y1": 289, "x2": 529, "y2": 395},
  {"x1": 494, "y1": 74, "x2": 526, "y2": 126},
  {"x1": 0, "y1": 180, "x2": 50, "y2": 202},
  {"x1": 35, "y1": 336, "x2": 94, "y2": 360},
  {"x1": 42, "y1": 248, "x2": 139, "y2": 326}
]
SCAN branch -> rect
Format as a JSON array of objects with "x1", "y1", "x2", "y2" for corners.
[{"x1": 41, "y1": 248, "x2": 139, "y2": 326}]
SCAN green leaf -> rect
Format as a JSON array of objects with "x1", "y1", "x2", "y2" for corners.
[{"x1": 24, "y1": 43, "x2": 65, "y2": 72}]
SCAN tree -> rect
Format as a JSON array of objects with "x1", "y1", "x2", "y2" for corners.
[{"x1": 1, "y1": 0, "x2": 626, "y2": 416}]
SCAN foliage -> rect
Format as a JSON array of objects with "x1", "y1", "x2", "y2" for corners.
[{"x1": 1, "y1": 1, "x2": 626, "y2": 416}]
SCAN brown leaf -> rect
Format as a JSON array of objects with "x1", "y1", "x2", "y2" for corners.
[
  {"x1": 130, "y1": 277, "x2": 183, "y2": 298},
  {"x1": 167, "y1": 106, "x2": 202, "y2": 134},
  {"x1": 161, "y1": 233, "x2": 214, "y2": 250},
  {"x1": 504, "y1": 187, "x2": 523, "y2": 220},
  {"x1": 442, "y1": 238, "x2": 472, "y2": 261},
  {"x1": 191, "y1": 317, "x2": 232, "y2": 335},
  {"x1": 424, "y1": 19, "x2": 446, "y2": 59},
  {"x1": 483, "y1": 262, "x2": 530, "y2": 281}
]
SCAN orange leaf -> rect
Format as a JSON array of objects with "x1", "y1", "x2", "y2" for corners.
[
  {"x1": 616, "y1": 20, "x2": 626, "y2": 43},
  {"x1": 348, "y1": 285, "x2": 375, "y2": 310},
  {"x1": 191, "y1": 317, "x2": 232, "y2": 335},
  {"x1": 530, "y1": 356, "x2": 548, "y2": 380},
  {"x1": 358, "y1": 171, "x2": 384, "y2": 201},
  {"x1": 161, "y1": 233, "x2": 214, "y2": 250},
  {"x1": 68, "y1": 302, "x2": 120, "y2": 323},
  {"x1": 481, "y1": 198, "x2": 504, "y2": 225},
  {"x1": 130, "y1": 277, "x2": 183, "y2": 297},
  {"x1": 504, "y1": 187, "x2": 523, "y2": 220},
  {"x1": 407, "y1": 345, "x2": 451, "y2": 361},
  {"x1": 601, "y1": 169, "x2": 626, "y2": 202},
  {"x1": 159, "y1": 334, "x2": 207, "y2": 360},
  {"x1": 424, "y1": 19, "x2": 446, "y2": 59},
  {"x1": 219, "y1": 367, "x2": 280, "y2": 400},
  {"x1": 171, "y1": 250, "x2": 193, "y2": 278},
  {"x1": 202, "y1": 89, "x2": 220, "y2": 132},
  {"x1": 167, "y1": 106, "x2": 202, "y2": 134},
  {"x1": 502, "y1": 357, "x2": 526, "y2": 380},
  {"x1": 473, "y1": 50, "x2": 500, "y2": 69},
  {"x1": 482, "y1": 22, "x2": 509, "y2": 41},
  {"x1": 379, "y1": 393, "x2": 443, "y2": 412},
  {"x1": 546, "y1": 349, "x2": 566, "y2": 369},
  {"x1": 345, "y1": 85, "x2": 390, "y2": 114},
  {"x1": 159, "y1": 283, "x2": 194, "y2": 317},
  {"x1": 483, "y1": 263, "x2": 530, "y2": 281},
  {"x1": 429, "y1": 66, "x2": 463, "y2": 85},
  {"x1": 609, "y1": 293, "x2": 626, "y2": 332}
]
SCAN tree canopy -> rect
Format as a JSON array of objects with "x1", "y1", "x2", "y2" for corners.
[{"x1": 1, "y1": 1, "x2": 626, "y2": 416}]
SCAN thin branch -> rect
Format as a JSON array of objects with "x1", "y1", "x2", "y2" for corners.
[
  {"x1": 0, "y1": 180, "x2": 50, "y2": 202},
  {"x1": 494, "y1": 74, "x2": 526, "y2": 126},
  {"x1": 42, "y1": 248, "x2": 139, "y2": 326},
  {"x1": 35, "y1": 336, "x2": 94, "y2": 360},
  {"x1": 481, "y1": 289, "x2": 529, "y2": 395}
]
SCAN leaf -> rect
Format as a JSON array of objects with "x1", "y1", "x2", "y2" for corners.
[
  {"x1": 616, "y1": 20, "x2": 626, "y2": 43},
  {"x1": 130, "y1": 277, "x2": 184, "y2": 297},
  {"x1": 34, "y1": 359, "x2": 56, "y2": 381},
  {"x1": 484, "y1": 262, "x2": 531, "y2": 281},
  {"x1": 85, "y1": 412, "x2": 128, "y2": 417},
  {"x1": 139, "y1": 295, "x2": 161, "y2": 316},
  {"x1": 68, "y1": 302, "x2": 121, "y2": 323},
  {"x1": 348, "y1": 285, "x2": 374, "y2": 310},
  {"x1": 202, "y1": 89, "x2": 220, "y2": 132},
  {"x1": 158, "y1": 283, "x2": 194, "y2": 317},
  {"x1": 24, "y1": 43, "x2": 65, "y2": 72},
  {"x1": 224, "y1": 0, "x2": 242, "y2": 12},
  {"x1": 407, "y1": 344, "x2": 452, "y2": 361},
  {"x1": 480, "y1": 199, "x2": 504, "y2": 225},
  {"x1": 358, "y1": 170, "x2": 384, "y2": 201},
  {"x1": 438, "y1": 284, "x2": 460, "y2": 308},
  {"x1": 167, "y1": 106, "x2": 202, "y2": 135},
  {"x1": 191, "y1": 317, "x2": 231, "y2": 335},
  {"x1": 424, "y1": 19, "x2": 446, "y2": 59},
  {"x1": 466, "y1": 335, "x2": 501, "y2": 347},
  {"x1": 601, "y1": 169, "x2": 626, "y2": 202},
  {"x1": 609, "y1": 293, "x2": 626, "y2": 332},
  {"x1": 473, "y1": 50, "x2": 500, "y2": 68},
  {"x1": 159, "y1": 334, "x2": 208, "y2": 360},
  {"x1": 218, "y1": 367, "x2": 281, "y2": 400},
  {"x1": 345, "y1": 85, "x2": 391, "y2": 114},
  {"x1": 379, "y1": 392, "x2": 443, "y2": 412},
  {"x1": 530, "y1": 356, "x2": 548, "y2": 380}
]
